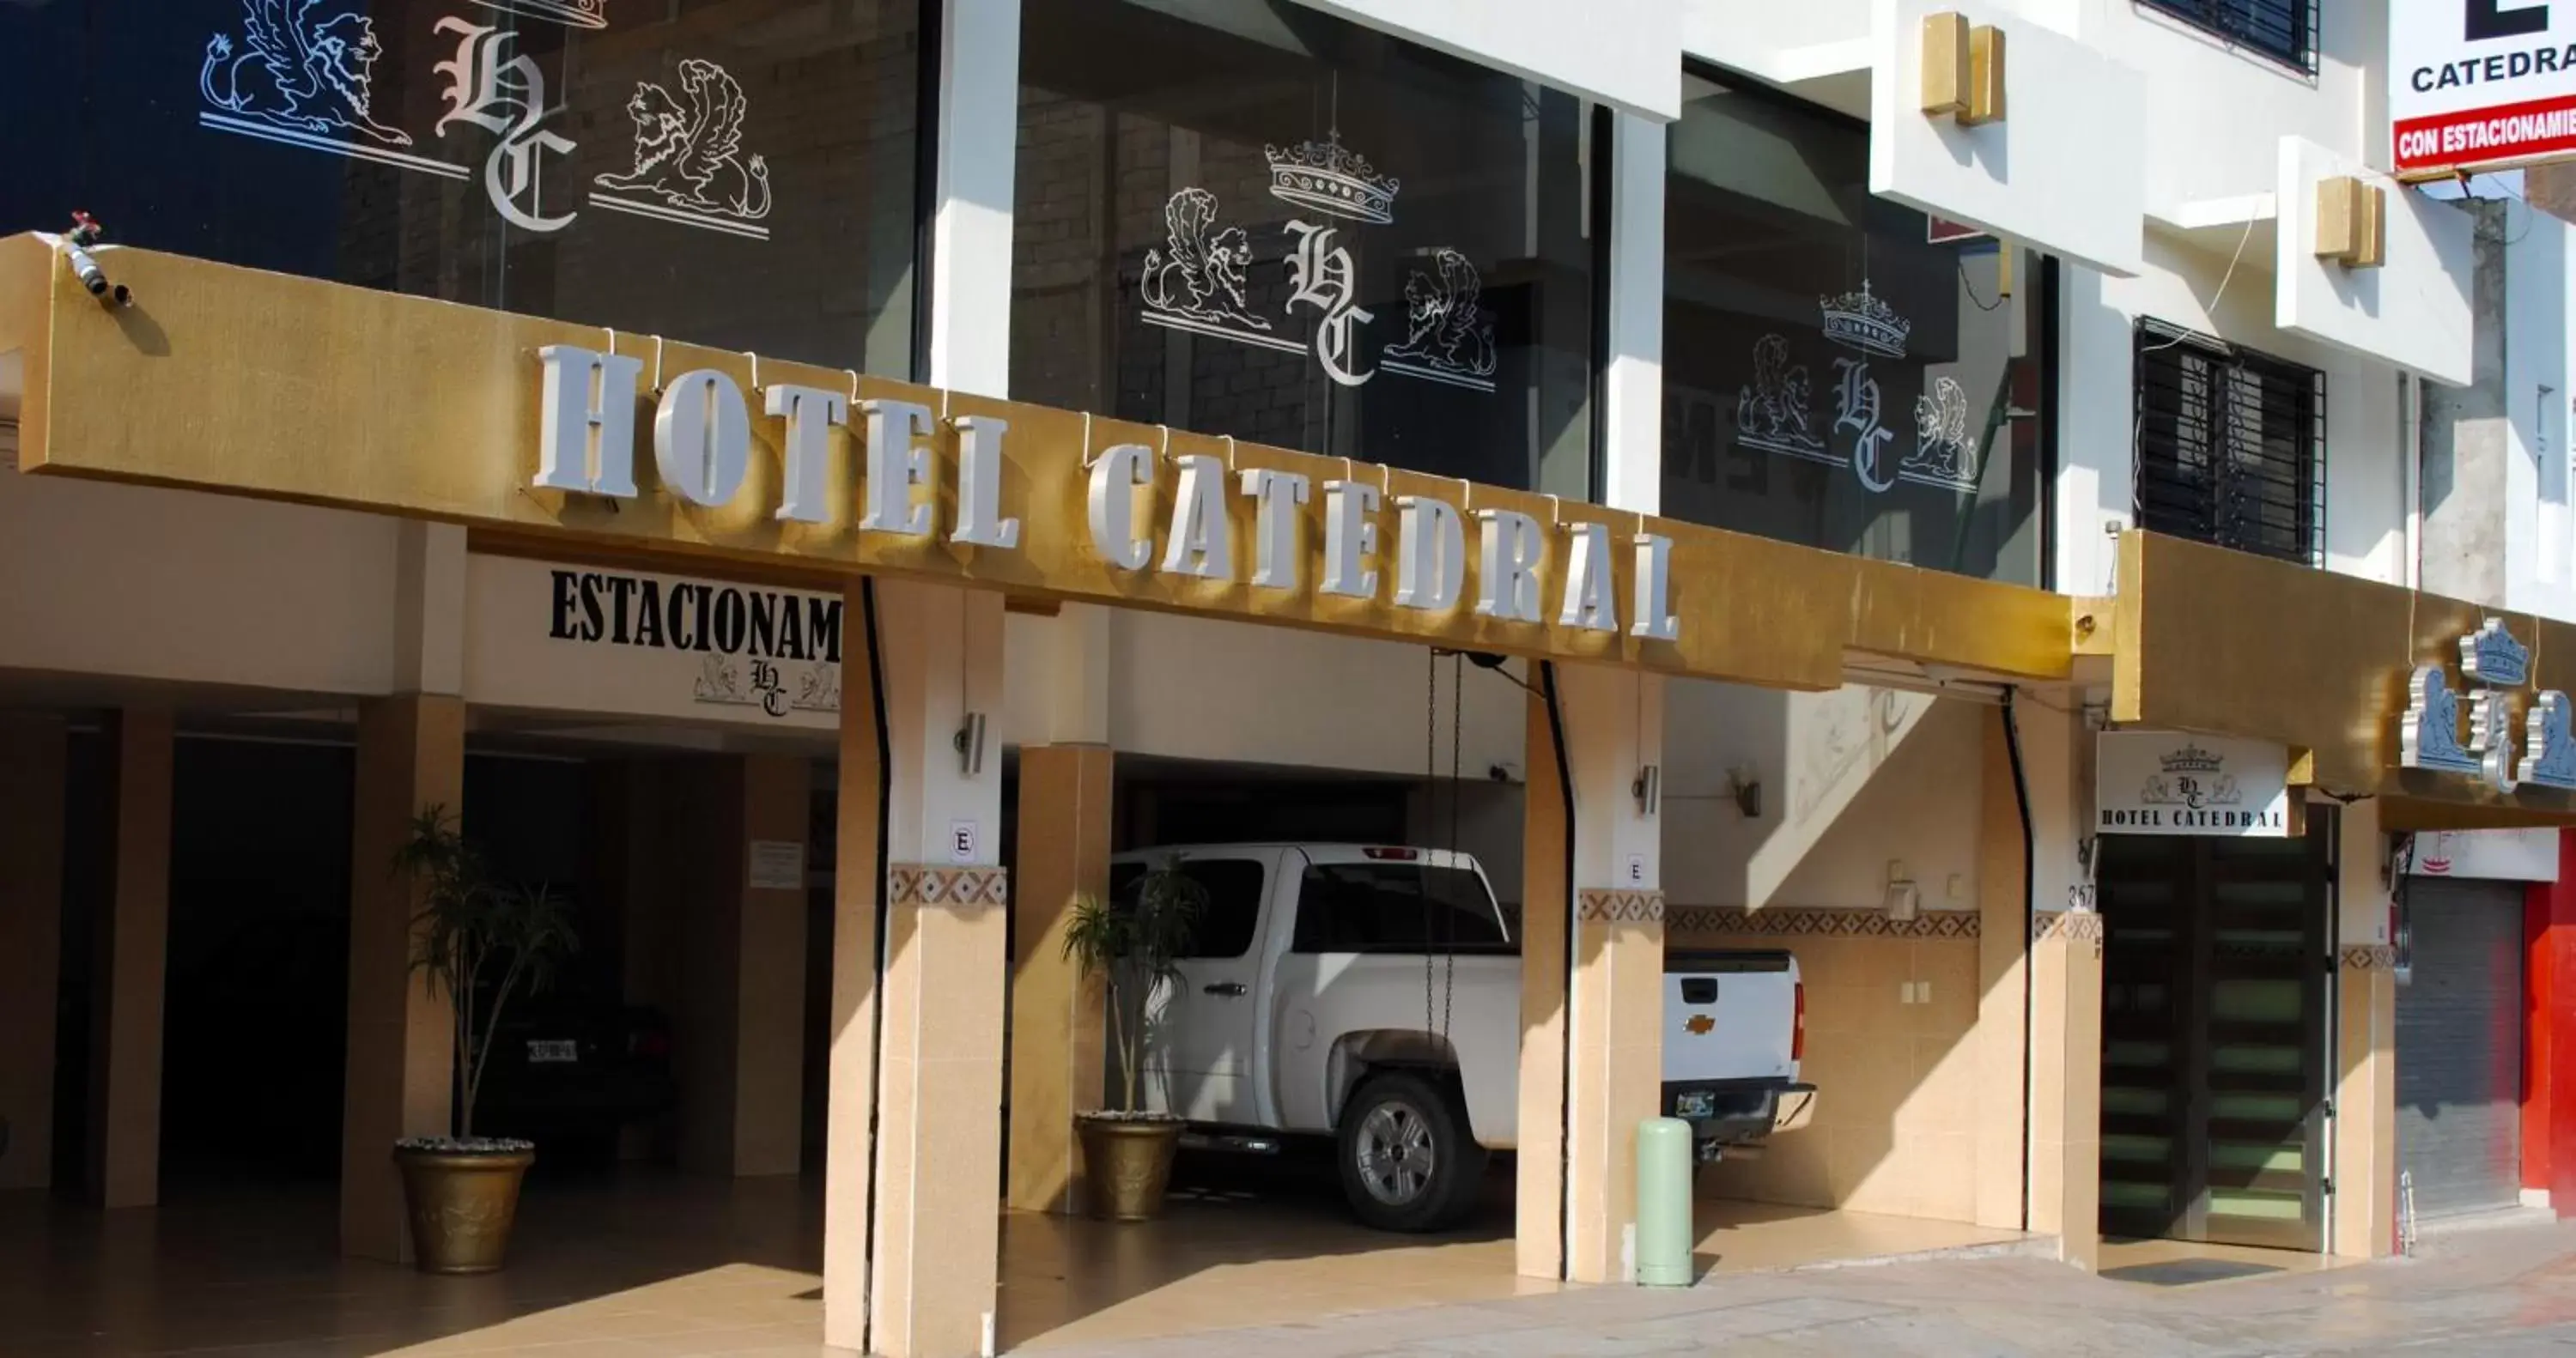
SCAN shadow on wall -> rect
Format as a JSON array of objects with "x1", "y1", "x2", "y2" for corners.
[{"x1": 1662, "y1": 687, "x2": 2003, "y2": 1224}]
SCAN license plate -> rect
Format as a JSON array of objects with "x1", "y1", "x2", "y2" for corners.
[
  {"x1": 527, "y1": 1040, "x2": 579, "y2": 1064},
  {"x1": 1674, "y1": 1091, "x2": 1716, "y2": 1119}
]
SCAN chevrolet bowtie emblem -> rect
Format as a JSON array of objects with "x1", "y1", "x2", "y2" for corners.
[{"x1": 1684, "y1": 1014, "x2": 1715, "y2": 1035}]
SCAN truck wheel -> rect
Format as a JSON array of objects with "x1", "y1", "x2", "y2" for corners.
[{"x1": 1337, "y1": 1070, "x2": 1486, "y2": 1233}]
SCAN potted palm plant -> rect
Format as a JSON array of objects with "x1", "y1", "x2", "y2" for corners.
[
  {"x1": 391, "y1": 807, "x2": 576, "y2": 1274},
  {"x1": 1063, "y1": 856, "x2": 1206, "y2": 1222}
]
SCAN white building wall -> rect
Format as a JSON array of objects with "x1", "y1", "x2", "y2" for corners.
[{"x1": 2507, "y1": 207, "x2": 2576, "y2": 623}]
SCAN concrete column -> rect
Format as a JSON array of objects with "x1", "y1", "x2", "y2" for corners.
[
  {"x1": 1515, "y1": 681, "x2": 1571, "y2": 1281},
  {"x1": 87, "y1": 708, "x2": 173, "y2": 1209},
  {"x1": 0, "y1": 716, "x2": 67, "y2": 1191},
  {"x1": 340, "y1": 694, "x2": 464, "y2": 1262},
  {"x1": 676, "y1": 755, "x2": 812, "y2": 1178},
  {"x1": 2331, "y1": 797, "x2": 2399, "y2": 1259},
  {"x1": 1973, "y1": 704, "x2": 2031, "y2": 1231},
  {"x1": 1599, "y1": 110, "x2": 1666, "y2": 516},
  {"x1": 1516, "y1": 662, "x2": 1662, "y2": 1285},
  {"x1": 824, "y1": 579, "x2": 1010, "y2": 1358},
  {"x1": 2016, "y1": 697, "x2": 2099, "y2": 1268},
  {"x1": 1006, "y1": 743, "x2": 1113, "y2": 1215}
]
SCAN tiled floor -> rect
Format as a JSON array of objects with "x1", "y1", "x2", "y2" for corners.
[{"x1": 0, "y1": 1155, "x2": 2033, "y2": 1356}]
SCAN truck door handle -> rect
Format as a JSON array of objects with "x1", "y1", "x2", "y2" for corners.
[{"x1": 1202, "y1": 982, "x2": 1248, "y2": 997}]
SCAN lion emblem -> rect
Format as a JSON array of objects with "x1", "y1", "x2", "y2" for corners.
[
  {"x1": 1736, "y1": 334, "x2": 1820, "y2": 453},
  {"x1": 1140, "y1": 188, "x2": 1269, "y2": 330},
  {"x1": 1905, "y1": 375, "x2": 1978, "y2": 485},
  {"x1": 1386, "y1": 249, "x2": 1497, "y2": 378},
  {"x1": 595, "y1": 60, "x2": 774, "y2": 221},
  {"x1": 201, "y1": 0, "x2": 410, "y2": 146}
]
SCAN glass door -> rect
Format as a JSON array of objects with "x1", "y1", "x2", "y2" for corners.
[{"x1": 2099, "y1": 813, "x2": 2333, "y2": 1250}]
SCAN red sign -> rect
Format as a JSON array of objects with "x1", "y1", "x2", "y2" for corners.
[
  {"x1": 2397, "y1": 90, "x2": 2576, "y2": 176},
  {"x1": 1929, "y1": 215, "x2": 1989, "y2": 245}
]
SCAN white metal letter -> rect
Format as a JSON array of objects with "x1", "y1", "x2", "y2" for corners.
[
  {"x1": 653, "y1": 369, "x2": 750, "y2": 508},
  {"x1": 1631, "y1": 533, "x2": 1680, "y2": 641},
  {"x1": 1087, "y1": 442, "x2": 1156, "y2": 572},
  {"x1": 1160, "y1": 455, "x2": 1233, "y2": 579},
  {"x1": 1321, "y1": 481, "x2": 1382, "y2": 599},
  {"x1": 763, "y1": 384, "x2": 848, "y2": 524},
  {"x1": 1559, "y1": 521, "x2": 1616, "y2": 633},
  {"x1": 1394, "y1": 495, "x2": 1466, "y2": 612},
  {"x1": 951, "y1": 415, "x2": 1022, "y2": 549},
  {"x1": 1241, "y1": 469, "x2": 1310, "y2": 591},
  {"x1": 858, "y1": 398, "x2": 934, "y2": 537},
  {"x1": 535, "y1": 344, "x2": 643, "y2": 497},
  {"x1": 1473, "y1": 509, "x2": 1543, "y2": 621}
]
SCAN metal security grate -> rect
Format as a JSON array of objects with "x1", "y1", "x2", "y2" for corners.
[
  {"x1": 2134, "y1": 322, "x2": 2326, "y2": 567},
  {"x1": 2138, "y1": 0, "x2": 2316, "y2": 71}
]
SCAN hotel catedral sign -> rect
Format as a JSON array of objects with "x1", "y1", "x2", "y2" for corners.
[{"x1": 532, "y1": 345, "x2": 1684, "y2": 643}]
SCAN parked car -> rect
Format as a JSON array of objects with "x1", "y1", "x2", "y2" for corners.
[
  {"x1": 1118, "y1": 844, "x2": 1812, "y2": 1231},
  {"x1": 472, "y1": 997, "x2": 677, "y2": 1156}
]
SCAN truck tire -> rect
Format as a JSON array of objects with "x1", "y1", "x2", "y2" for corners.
[{"x1": 1337, "y1": 1070, "x2": 1486, "y2": 1233}]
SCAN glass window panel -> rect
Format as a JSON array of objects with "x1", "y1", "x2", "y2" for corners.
[
  {"x1": 2100, "y1": 1180, "x2": 2169, "y2": 1207},
  {"x1": 1110, "y1": 858, "x2": 1268, "y2": 960},
  {"x1": 2208, "y1": 1092, "x2": 2304, "y2": 1123},
  {"x1": 2213, "y1": 979, "x2": 2303, "y2": 1023},
  {"x1": 2208, "y1": 1143, "x2": 2305, "y2": 1174},
  {"x1": 2210, "y1": 1046, "x2": 2303, "y2": 1075},
  {"x1": 1291, "y1": 863, "x2": 1510, "y2": 954},
  {"x1": 2207, "y1": 1189, "x2": 2306, "y2": 1220},
  {"x1": 2104, "y1": 1087, "x2": 2171, "y2": 1116},
  {"x1": 2102, "y1": 1134, "x2": 2170, "y2": 1162},
  {"x1": 2105, "y1": 1041, "x2": 2172, "y2": 1068},
  {"x1": 1011, "y1": 0, "x2": 1594, "y2": 494},
  {"x1": 3, "y1": 1, "x2": 922, "y2": 373},
  {"x1": 1660, "y1": 73, "x2": 2040, "y2": 583}
]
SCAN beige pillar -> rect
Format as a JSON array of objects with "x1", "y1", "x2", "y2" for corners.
[
  {"x1": 2331, "y1": 797, "x2": 2398, "y2": 1259},
  {"x1": 2016, "y1": 696, "x2": 2099, "y2": 1268},
  {"x1": 0, "y1": 716, "x2": 68, "y2": 1191},
  {"x1": 87, "y1": 709, "x2": 173, "y2": 1209},
  {"x1": 340, "y1": 694, "x2": 464, "y2": 1262},
  {"x1": 825, "y1": 579, "x2": 1009, "y2": 1358},
  {"x1": 1006, "y1": 743, "x2": 1113, "y2": 1215},
  {"x1": 1516, "y1": 662, "x2": 1662, "y2": 1286},
  {"x1": 1515, "y1": 684, "x2": 1571, "y2": 1280},
  {"x1": 1973, "y1": 706, "x2": 2030, "y2": 1230},
  {"x1": 823, "y1": 594, "x2": 886, "y2": 1355},
  {"x1": 676, "y1": 755, "x2": 812, "y2": 1178}
]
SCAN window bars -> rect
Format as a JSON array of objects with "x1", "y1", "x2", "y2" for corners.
[
  {"x1": 2134, "y1": 321, "x2": 2327, "y2": 568},
  {"x1": 2138, "y1": 0, "x2": 2317, "y2": 73}
]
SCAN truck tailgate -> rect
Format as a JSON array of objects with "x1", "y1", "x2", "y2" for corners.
[{"x1": 1663, "y1": 949, "x2": 1799, "y2": 1085}]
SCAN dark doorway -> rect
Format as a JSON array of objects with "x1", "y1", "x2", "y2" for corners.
[{"x1": 2098, "y1": 810, "x2": 2336, "y2": 1250}]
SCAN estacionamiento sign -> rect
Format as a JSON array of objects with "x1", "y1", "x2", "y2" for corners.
[{"x1": 2393, "y1": 0, "x2": 2576, "y2": 177}]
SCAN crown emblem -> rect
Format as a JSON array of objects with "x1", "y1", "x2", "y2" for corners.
[
  {"x1": 471, "y1": 0, "x2": 608, "y2": 27},
  {"x1": 1820, "y1": 281, "x2": 1911, "y2": 359},
  {"x1": 2460, "y1": 618, "x2": 2531, "y2": 688},
  {"x1": 1265, "y1": 132, "x2": 1400, "y2": 224},
  {"x1": 2159, "y1": 743, "x2": 2225, "y2": 774}
]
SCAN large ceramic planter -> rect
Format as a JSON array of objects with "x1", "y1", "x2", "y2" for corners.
[
  {"x1": 1076, "y1": 1114, "x2": 1183, "y2": 1222},
  {"x1": 393, "y1": 1141, "x2": 535, "y2": 1273}
]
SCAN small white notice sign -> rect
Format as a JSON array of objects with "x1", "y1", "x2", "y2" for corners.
[
  {"x1": 950, "y1": 820, "x2": 979, "y2": 864},
  {"x1": 2095, "y1": 732, "x2": 2291, "y2": 838},
  {"x1": 748, "y1": 840, "x2": 805, "y2": 891}
]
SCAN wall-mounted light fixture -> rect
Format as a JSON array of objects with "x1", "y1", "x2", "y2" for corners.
[
  {"x1": 1922, "y1": 13, "x2": 2006, "y2": 127},
  {"x1": 1632, "y1": 763, "x2": 1661, "y2": 817},
  {"x1": 1884, "y1": 861, "x2": 1922, "y2": 922},
  {"x1": 954, "y1": 712, "x2": 988, "y2": 776},
  {"x1": 1726, "y1": 767, "x2": 1763, "y2": 820},
  {"x1": 2315, "y1": 175, "x2": 2387, "y2": 270}
]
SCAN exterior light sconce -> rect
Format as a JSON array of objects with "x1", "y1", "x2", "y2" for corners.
[
  {"x1": 1726, "y1": 767, "x2": 1763, "y2": 820},
  {"x1": 953, "y1": 711, "x2": 988, "y2": 776},
  {"x1": 2315, "y1": 176, "x2": 2387, "y2": 270},
  {"x1": 1922, "y1": 13, "x2": 2007, "y2": 127},
  {"x1": 1632, "y1": 764, "x2": 1662, "y2": 817},
  {"x1": 1884, "y1": 862, "x2": 1922, "y2": 922}
]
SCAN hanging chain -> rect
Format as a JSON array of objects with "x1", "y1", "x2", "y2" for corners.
[
  {"x1": 1425, "y1": 647, "x2": 1437, "y2": 1043},
  {"x1": 1443, "y1": 649, "x2": 1462, "y2": 1043}
]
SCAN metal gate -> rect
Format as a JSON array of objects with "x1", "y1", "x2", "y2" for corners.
[{"x1": 2397, "y1": 878, "x2": 2524, "y2": 1219}]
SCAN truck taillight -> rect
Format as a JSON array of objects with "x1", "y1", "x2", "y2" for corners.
[
  {"x1": 1362, "y1": 846, "x2": 1419, "y2": 860},
  {"x1": 1791, "y1": 982, "x2": 1806, "y2": 1064}
]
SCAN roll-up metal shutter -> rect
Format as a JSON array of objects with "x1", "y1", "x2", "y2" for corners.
[{"x1": 2396, "y1": 879, "x2": 2525, "y2": 1219}]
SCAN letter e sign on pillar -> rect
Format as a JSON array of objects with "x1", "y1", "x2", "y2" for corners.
[{"x1": 950, "y1": 820, "x2": 978, "y2": 864}]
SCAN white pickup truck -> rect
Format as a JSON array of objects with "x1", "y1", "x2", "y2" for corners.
[{"x1": 1117, "y1": 844, "x2": 1811, "y2": 1232}]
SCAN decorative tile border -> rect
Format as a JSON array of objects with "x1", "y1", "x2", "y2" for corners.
[
  {"x1": 1577, "y1": 888, "x2": 1665, "y2": 923},
  {"x1": 2341, "y1": 944, "x2": 2399, "y2": 971},
  {"x1": 1667, "y1": 906, "x2": 1979, "y2": 940},
  {"x1": 888, "y1": 863, "x2": 1010, "y2": 909},
  {"x1": 2031, "y1": 910, "x2": 2105, "y2": 959}
]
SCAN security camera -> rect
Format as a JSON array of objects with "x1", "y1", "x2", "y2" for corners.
[{"x1": 64, "y1": 212, "x2": 130, "y2": 307}]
